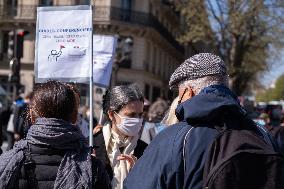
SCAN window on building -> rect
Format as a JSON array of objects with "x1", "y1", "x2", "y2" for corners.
[
  {"x1": 155, "y1": 49, "x2": 159, "y2": 75},
  {"x1": 121, "y1": 0, "x2": 132, "y2": 10},
  {"x1": 149, "y1": 3, "x2": 153, "y2": 14},
  {"x1": 1, "y1": 32, "x2": 8, "y2": 54},
  {"x1": 159, "y1": 51, "x2": 163, "y2": 77},
  {"x1": 148, "y1": 43, "x2": 152, "y2": 72},
  {"x1": 152, "y1": 86, "x2": 161, "y2": 101},
  {"x1": 39, "y1": 0, "x2": 53, "y2": 6},
  {"x1": 171, "y1": 61, "x2": 174, "y2": 75},
  {"x1": 75, "y1": 0, "x2": 89, "y2": 5},
  {"x1": 165, "y1": 57, "x2": 169, "y2": 80},
  {"x1": 145, "y1": 84, "x2": 150, "y2": 100},
  {"x1": 117, "y1": 81, "x2": 131, "y2": 86},
  {"x1": 0, "y1": 31, "x2": 9, "y2": 61},
  {"x1": 121, "y1": 0, "x2": 134, "y2": 21},
  {"x1": 6, "y1": 0, "x2": 18, "y2": 16},
  {"x1": 152, "y1": 46, "x2": 156, "y2": 74},
  {"x1": 6, "y1": 0, "x2": 17, "y2": 6},
  {"x1": 145, "y1": 42, "x2": 150, "y2": 71},
  {"x1": 116, "y1": 36, "x2": 133, "y2": 69}
]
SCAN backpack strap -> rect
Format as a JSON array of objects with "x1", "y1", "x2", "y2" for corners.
[
  {"x1": 182, "y1": 127, "x2": 193, "y2": 175},
  {"x1": 23, "y1": 143, "x2": 39, "y2": 189},
  {"x1": 182, "y1": 125, "x2": 220, "y2": 177}
]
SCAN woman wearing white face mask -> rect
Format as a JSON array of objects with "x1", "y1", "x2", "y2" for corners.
[{"x1": 93, "y1": 84, "x2": 147, "y2": 189}]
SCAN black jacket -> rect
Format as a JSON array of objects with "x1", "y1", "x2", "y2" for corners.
[
  {"x1": 13, "y1": 103, "x2": 30, "y2": 138},
  {"x1": 18, "y1": 143, "x2": 110, "y2": 189},
  {"x1": 0, "y1": 107, "x2": 11, "y2": 154},
  {"x1": 269, "y1": 126, "x2": 284, "y2": 155},
  {"x1": 93, "y1": 129, "x2": 147, "y2": 180}
]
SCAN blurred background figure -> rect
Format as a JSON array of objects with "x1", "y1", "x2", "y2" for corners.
[
  {"x1": 269, "y1": 124, "x2": 284, "y2": 155},
  {"x1": 77, "y1": 105, "x2": 91, "y2": 139},
  {"x1": 270, "y1": 105, "x2": 283, "y2": 127},
  {"x1": 141, "y1": 98, "x2": 151, "y2": 121},
  {"x1": 140, "y1": 97, "x2": 169, "y2": 144},
  {"x1": 5, "y1": 96, "x2": 24, "y2": 150},
  {"x1": 13, "y1": 92, "x2": 32, "y2": 142},
  {"x1": 255, "y1": 113, "x2": 271, "y2": 129},
  {"x1": 252, "y1": 104, "x2": 284, "y2": 156},
  {"x1": 93, "y1": 84, "x2": 147, "y2": 189},
  {"x1": 79, "y1": 105, "x2": 89, "y2": 121},
  {"x1": 147, "y1": 97, "x2": 169, "y2": 123},
  {"x1": 66, "y1": 84, "x2": 98, "y2": 142}
]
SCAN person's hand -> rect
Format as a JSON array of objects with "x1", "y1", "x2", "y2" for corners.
[
  {"x1": 93, "y1": 124, "x2": 103, "y2": 135},
  {"x1": 14, "y1": 133, "x2": 21, "y2": 141},
  {"x1": 117, "y1": 154, "x2": 137, "y2": 169}
]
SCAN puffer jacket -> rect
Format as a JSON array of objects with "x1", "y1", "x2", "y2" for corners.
[{"x1": 17, "y1": 143, "x2": 110, "y2": 189}]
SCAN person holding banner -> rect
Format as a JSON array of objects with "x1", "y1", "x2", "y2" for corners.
[
  {"x1": 0, "y1": 81, "x2": 110, "y2": 189},
  {"x1": 93, "y1": 84, "x2": 147, "y2": 189}
]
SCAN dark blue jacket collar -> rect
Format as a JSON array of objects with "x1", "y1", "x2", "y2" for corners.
[{"x1": 176, "y1": 85, "x2": 246, "y2": 125}]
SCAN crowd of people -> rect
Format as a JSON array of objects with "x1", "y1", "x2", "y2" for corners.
[{"x1": 0, "y1": 53, "x2": 284, "y2": 189}]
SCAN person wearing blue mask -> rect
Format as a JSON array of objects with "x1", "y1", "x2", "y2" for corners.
[{"x1": 93, "y1": 84, "x2": 147, "y2": 189}]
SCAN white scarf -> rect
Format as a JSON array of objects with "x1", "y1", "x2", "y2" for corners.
[{"x1": 103, "y1": 124, "x2": 139, "y2": 189}]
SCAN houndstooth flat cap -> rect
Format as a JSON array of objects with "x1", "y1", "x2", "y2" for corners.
[{"x1": 169, "y1": 53, "x2": 227, "y2": 88}]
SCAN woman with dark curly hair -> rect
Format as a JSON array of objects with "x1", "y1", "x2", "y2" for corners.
[
  {"x1": 93, "y1": 84, "x2": 147, "y2": 189},
  {"x1": 0, "y1": 81, "x2": 110, "y2": 189}
]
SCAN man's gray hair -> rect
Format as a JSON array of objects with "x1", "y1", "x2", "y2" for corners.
[{"x1": 179, "y1": 74, "x2": 229, "y2": 95}]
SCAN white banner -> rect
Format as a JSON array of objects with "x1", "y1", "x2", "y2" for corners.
[
  {"x1": 35, "y1": 5, "x2": 92, "y2": 83},
  {"x1": 93, "y1": 35, "x2": 117, "y2": 87}
]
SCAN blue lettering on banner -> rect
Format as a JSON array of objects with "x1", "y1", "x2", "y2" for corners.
[{"x1": 39, "y1": 28, "x2": 92, "y2": 33}]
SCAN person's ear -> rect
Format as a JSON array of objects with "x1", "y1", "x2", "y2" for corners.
[
  {"x1": 181, "y1": 87, "x2": 194, "y2": 103},
  {"x1": 188, "y1": 87, "x2": 194, "y2": 98}
]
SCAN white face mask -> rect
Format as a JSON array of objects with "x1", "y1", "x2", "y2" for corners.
[{"x1": 114, "y1": 112, "x2": 143, "y2": 136}]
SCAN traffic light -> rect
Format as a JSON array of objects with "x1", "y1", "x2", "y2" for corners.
[
  {"x1": 7, "y1": 31, "x2": 15, "y2": 59},
  {"x1": 7, "y1": 29, "x2": 29, "y2": 59},
  {"x1": 15, "y1": 29, "x2": 29, "y2": 59}
]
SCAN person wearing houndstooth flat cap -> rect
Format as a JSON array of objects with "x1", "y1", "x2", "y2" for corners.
[{"x1": 124, "y1": 53, "x2": 278, "y2": 189}]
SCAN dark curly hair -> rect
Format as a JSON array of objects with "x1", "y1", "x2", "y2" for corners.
[
  {"x1": 102, "y1": 84, "x2": 144, "y2": 116},
  {"x1": 29, "y1": 80, "x2": 78, "y2": 122}
]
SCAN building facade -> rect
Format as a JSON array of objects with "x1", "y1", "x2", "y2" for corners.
[{"x1": 0, "y1": 0, "x2": 185, "y2": 108}]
